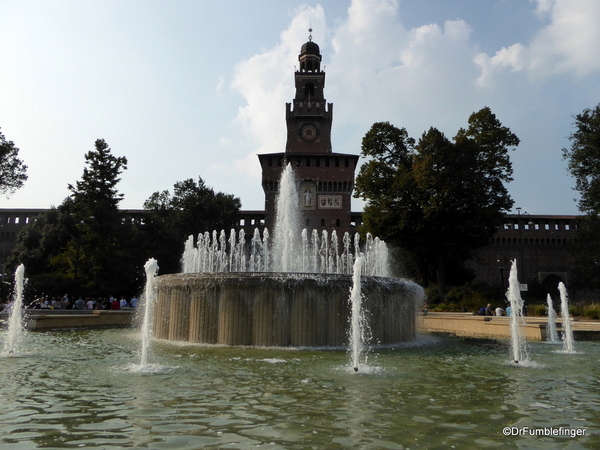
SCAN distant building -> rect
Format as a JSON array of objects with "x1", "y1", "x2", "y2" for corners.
[
  {"x1": 0, "y1": 208, "x2": 149, "y2": 273},
  {"x1": 467, "y1": 214, "x2": 577, "y2": 293},
  {"x1": 0, "y1": 209, "x2": 45, "y2": 272}
]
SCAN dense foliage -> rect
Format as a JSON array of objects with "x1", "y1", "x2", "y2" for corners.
[
  {"x1": 8, "y1": 140, "x2": 242, "y2": 298},
  {"x1": 0, "y1": 129, "x2": 28, "y2": 197},
  {"x1": 354, "y1": 107, "x2": 519, "y2": 294},
  {"x1": 7, "y1": 140, "x2": 138, "y2": 297},
  {"x1": 563, "y1": 104, "x2": 600, "y2": 215},
  {"x1": 143, "y1": 177, "x2": 241, "y2": 273},
  {"x1": 563, "y1": 104, "x2": 600, "y2": 290}
]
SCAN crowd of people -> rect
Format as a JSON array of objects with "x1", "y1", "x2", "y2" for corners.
[
  {"x1": 25, "y1": 294, "x2": 139, "y2": 311},
  {"x1": 478, "y1": 303, "x2": 512, "y2": 316}
]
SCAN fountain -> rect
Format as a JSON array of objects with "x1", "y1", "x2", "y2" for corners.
[
  {"x1": 272, "y1": 163, "x2": 301, "y2": 272},
  {"x1": 349, "y1": 256, "x2": 366, "y2": 372},
  {"x1": 507, "y1": 259, "x2": 528, "y2": 363},
  {"x1": 153, "y1": 163, "x2": 423, "y2": 347},
  {"x1": 140, "y1": 258, "x2": 159, "y2": 367},
  {"x1": 558, "y1": 281, "x2": 575, "y2": 353},
  {"x1": 546, "y1": 293, "x2": 559, "y2": 343},
  {"x1": 2, "y1": 264, "x2": 25, "y2": 355}
]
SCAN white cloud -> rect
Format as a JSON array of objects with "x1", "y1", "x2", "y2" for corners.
[
  {"x1": 228, "y1": 5, "x2": 327, "y2": 180},
  {"x1": 215, "y1": 75, "x2": 226, "y2": 96},
  {"x1": 221, "y1": 0, "x2": 598, "y2": 213},
  {"x1": 475, "y1": 43, "x2": 529, "y2": 87},
  {"x1": 477, "y1": 0, "x2": 600, "y2": 84},
  {"x1": 530, "y1": 0, "x2": 600, "y2": 76},
  {"x1": 533, "y1": 0, "x2": 555, "y2": 16},
  {"x1": 328, "y1": 6, "x2": 479, "y2": 138}
]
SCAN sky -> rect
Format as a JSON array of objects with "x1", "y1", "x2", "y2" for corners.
[{"x1": 1, "y1": 0, "x2": 599, "y2": 216}]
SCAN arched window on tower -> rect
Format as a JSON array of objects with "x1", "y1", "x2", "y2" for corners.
[{"x1": 304, "y1": 83, "x2": 315, "y2": 100}]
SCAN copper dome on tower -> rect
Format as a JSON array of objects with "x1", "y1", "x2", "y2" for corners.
[
  {"x1": 300, "y1": 40, "x2": 320, "y2": 56},
  {"x1": 298, "y1": 29, "x2": 322, "y2": 72}
]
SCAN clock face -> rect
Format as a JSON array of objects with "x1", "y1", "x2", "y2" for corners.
[{"x1": 299, "y1": 122, "x2": 319, "y2": 143}]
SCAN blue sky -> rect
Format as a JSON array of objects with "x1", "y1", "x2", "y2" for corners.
[{"x1": 1, "y1": 0, "x2": 599, "y2": 216}]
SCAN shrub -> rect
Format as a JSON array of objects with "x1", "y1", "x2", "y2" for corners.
[
  {"x1": 569, "y1": 305, "x2": 584, "y2": 317},
  {"x1": 424, "y1": 285, "x2": 443, "y2": 305},
  {"x1": 583, "y1": 303, "x2": 600, "y2": 320},
  {"x1": 430, "y1": 303, "x2": 461, "y2": 312},
  {"x1": 444, "y1": 283, "x2": 498, "y2": 313},
  {"x1": 526, "y1": 304, "x2": 546, "y2": 317}
]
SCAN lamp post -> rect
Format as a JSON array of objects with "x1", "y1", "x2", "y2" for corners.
[{"x1": 497, "y1": 256, "x2": 506, "y2": 292}]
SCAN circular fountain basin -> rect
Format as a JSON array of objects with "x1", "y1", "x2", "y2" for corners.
[{"x1": 154, "y1": 272, "x2": 423, "y2": 347}]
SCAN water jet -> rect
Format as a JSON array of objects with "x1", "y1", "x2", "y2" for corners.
[
  {"x1": 559, "y1": 281, "x2": 575, "y2": 353},
  {"x1": 507, "y1": 259, "x2": 528, "y2": 364},
  {"x1": 153, "y1": 164, "x2": 423, "y2": 347},
  {"x1": 3, "y1": 264, "x2": 25, "y2": 356},
  {"x1": 546, "y1": 293, "x2": 559, "y2": 343}
]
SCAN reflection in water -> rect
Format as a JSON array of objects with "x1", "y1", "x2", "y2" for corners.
[{"x1": 0, "y1": 329, "x2": 599, "y2": 449}]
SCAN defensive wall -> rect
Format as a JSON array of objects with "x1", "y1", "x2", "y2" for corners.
[
  {"x1": 467, "y1": 214, "x2": 577, "y2": 295},
  {"x1": 0, "y1": 208, "x2": 579, "y2": 295}
]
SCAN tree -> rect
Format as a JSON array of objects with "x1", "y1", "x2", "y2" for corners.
[
  {"x1": 563, "y1": 104, "x2": 600, "y2": 290},
  {"x1": 63, "y1": 139, "x2": 132, "y2": 294},
  {"x1": 0, "y1": 129, "x2": 28, "y2": 197},
  {"x1": 6, "y1": 200, "x2": 79, "y2": 294},
  {"x1": 354, "y1": 107, "x2": 518, "y2": 295},
  {"x1": 563, "y1": 104, "x2": 600, "y2": 214},
  {"x1": 143, "y1": 177, "x2": 241, "y2": 273},
  {"x1": 8, "y1": 139, "x2": 137, "y2": 297}
]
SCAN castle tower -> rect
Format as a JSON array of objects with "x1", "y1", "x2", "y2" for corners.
[{"x1": 258, "y1": 30, "x2": 359, "y2": 234}]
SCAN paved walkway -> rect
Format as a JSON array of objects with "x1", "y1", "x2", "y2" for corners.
[{"x1": 418, "y1": 312, "x2": 600, "y2": 341}]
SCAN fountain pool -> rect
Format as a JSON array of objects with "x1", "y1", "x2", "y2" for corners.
[
  {"x1": 155, "y1": 163, "x2": 423, "y2": 347},
  {"x1": 1, "y1": 328, "x2": 598, "y2": 449}
]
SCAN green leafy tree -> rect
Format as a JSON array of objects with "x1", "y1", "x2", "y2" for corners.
[
  {"x1": 6, "y1": 200, "x2": 79, "y2": 294},
  {"x1": 563, "y1": 104, "x2": 600, "y2": 289},
  {"x1": 354, "y1": 107, "x2": 518, "y2": 294},
  {"x1": 563, "y1": 104, "x2": 600, "y2": 214},
  {"x1": 0, "y1": 129, "x2": 28, "y2": 197},
  {"x1": 8, "y1": 139, "x2": 138, "y2": 297},
  {"x1": 143, "y1": 177, "x2": 241, "y2": 273}
]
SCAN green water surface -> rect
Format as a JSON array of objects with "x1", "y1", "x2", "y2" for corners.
[{"x1": 1, "y1": 329, "x2": 599, "y2": 449}]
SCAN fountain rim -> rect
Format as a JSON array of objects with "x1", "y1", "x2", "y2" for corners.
[
  {"x1": 157, "y1": 271, "x2": 415, "y2": 282},
  {"x1": 154, "y1": 272, "x2": 423, "y2": 292}
]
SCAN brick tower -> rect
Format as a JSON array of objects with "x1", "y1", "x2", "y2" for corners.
[{"x1": 258, "y1": 30, "x2": 359, "y2": 235}]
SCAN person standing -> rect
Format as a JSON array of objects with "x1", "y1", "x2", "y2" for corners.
[{"x1": 74, "y1": 297, "x2": 86, "y2": 310}]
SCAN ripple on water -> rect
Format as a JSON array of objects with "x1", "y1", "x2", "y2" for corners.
[{"x1": 1, "y1": 330, "x2": 600, "y2": 449}]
